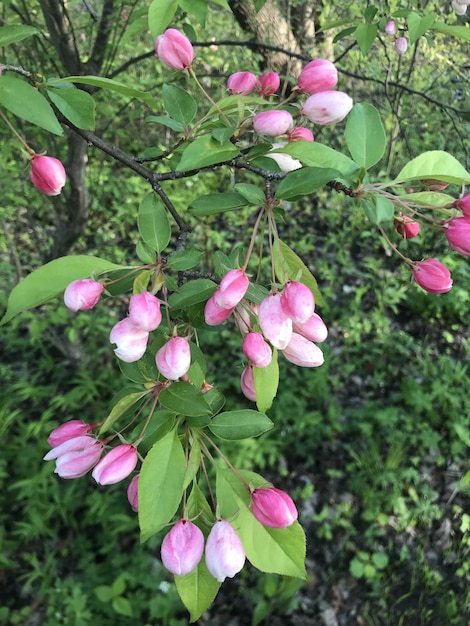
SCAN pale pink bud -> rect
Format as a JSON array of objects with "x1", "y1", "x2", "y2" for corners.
[
  {"x1": 128, "y1": 292, "x2": 162, "y2": 331},
  {"x1": 234, "y1": 302, "x2": 258, "y2": 334},
  {"x1": 456, "y1": 193, "x2": 470, "y2": 216},
  {"x1": 205, "y1": 520, "x2": 246, "y2": 583},
  {"x1": 257, "y1": 71, "x2": 280, "y2": 96},
  {"x1": 452, "y1": 0, "x2": 468, "y2": 15},
  {"x1": 204, "y1": 295, "x2": 234, "y2": 326},
  {"x1": 156, "y1": 336, "x2": 191, "y2": 380},
  {"x1": 252, "y1": 110, "x2": 294, "y2": 137},
  {"x1": 297, "y1": 58, "x2": 338, "y2": 94},
  {"x1": 259, "y1": 293, "x2": 293, "y2": 349},
  {"x1": 385, "y1": 20, "x2": 397, "y2": 35},
  {"x1": 161, "y1": 519, "x2": 204, "y2": 576},
  {"x1": 44, "y1": 435, "x2": 103, "y2": 479},
  {"x1": 394, "y1": 213, "x2": 420, "y2": 239},
  {"x1": 127, "y1": 474, "x2": 139, "y2": 512},
  {"x1": 444, "y1": 216, "x2": 470, "y2": 257},
  {"x1": 301, "y1": 91, "x2": 353, "y2": 125},
  {"x1": 92, "y1": 444, "x2": 138, "y2": 485},
  {"x1": 422, "y1": 179, "x2": 449, "y2": 191},
  {"x1": 287, "y1": 127, "x2": 314, "y2": 142},
  {"x1": 251, "y1": 487, "x2": 298, "y2": 528},
  {"x1": 47, "y1": 420, "x2": 92, "y2": 447},
  {"x1": 412, "y1": 258, "x2": 453, "y2": 294},
  {"x1": 242, "y1": 332, "x2": 272, "y2": 368},
  {"x1": 282, "y1": 333, "x2": 324, "y2": 367},
  {"x1": 64, "y1": 279, "x2": 104, "y2": 312},
  {"x1": 227, "y1": 71, "x2": 257, "y2": 95},
  {"x1": 266, "y1": 143, "x2": 302, "y2": 172},
  {"x1": 395, "y1": 36, "x2": 408, "y2": 55},
  {"x1": 293, "y1": 312, "x2": 328, "y2": 343},
  {"x1": 213, "y1": 269, "x2": 249, "y2": 309},
  {"x1": 240, "y1": 365, "x2": 257, "y2": 402},
  {"x1": 281, "y1": 281, "x2": 315, "y2": 323},
  {"x1": 110, "y1": 318, "x2": 149, "y2": 363},
  {"x1": 30, "y1": 155, "x2": 66, "y2": 196},
  {"x1": 155, "y1": 28, "x2": 194, "y2": 70}
]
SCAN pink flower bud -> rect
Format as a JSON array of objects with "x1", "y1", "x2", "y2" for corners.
[
  {"x1": 204, "y1": 295, "x2": 234, "y2": 326},
  {"x1": 251, "y1": 487, "x2": 298, "y2": 528},
  {"x1": 293, "y1": 312, "x2": 328, "y2": 343},
  {"x1": 44, "y1": 435, "x2": 103, "y2": 479},
  {"x1": 257, "y1": 71, "x2": 280, "y2": 96},
  {"x1": 92, "y1": 444, "x2": 138, "y2": 485},
  {"x1": 259, "y1": 293, "x2": 293, "y2": 349},
  {"x1": 266, "y1": 143, "x2": 302, "y2": 172},
  {"x1": 227, "y1": 71, "x2": 257, "y2": 95},
  {"x1": 394, "y1": 213, "x2": 420, "y2": 239},
  {"x1": 205, "y1": 520, "x2": 246, "y2": 583},
  {"x1": 47, "y1": 420, "x2": 92, "y2": 447},
  {"x1": 156, "y1": 336, "x2": 191, "y2": 380},
  {"x1": 301, "y1": 91, "x2": 353, "y2": 125},
  {"x1": 282, "y1": 333, "x2": 324, "y2": 367},
  {"x1": 161, "y1": 520, "x2": 205, "y2": 576},
  {"x1": 452, "y1": 0, "x2": 468, "y2": 16},
  {"x1": 234, "y1": 302, "x2": 259, "y2": 334},
  {"x1": 281, "y1": 281, "x2": 315, "y2": 323},
  {"x1": 444, "y1": 216, "x2": 470, "y2": 257},
  {"x1": 30, "y1": 155, "x2": 66, "y2": 196},
  {"x1": 128, "y1": 292, "x2": 162, "y2": 331},
  {"x1": 412, "y1": 258, "x2": 453, "y2": 294},
  {"x1": 252, "y1": 110, "x2": 294, "y2": 137},
  {"x1": 240, "y1": 365, "x2": 257, "y2": 402},
  {"x1": 385, "y1": 20, "x2": 397, "y2": 35},
  {"x1": 242, "y1": 332, "x2": 272, "y2": 368},
  {"x1": 110, "y1": 318, "x2": 149, "y2": 363},
  {"x1": 394, "y1": 36, "x2": 408, "y2": 55},
  {"x1": 213, "y1": 269, "x2": 249, "y2": 309},
  {"x1": 287, "y1": 127, "x2": 314, "y2": 142},
  {"x1": 297, "y1": 58, "x2": 338, "y2": 94},
  {"x1": 456, "y1": 193, "x2": 470, "y2": 216},
  {"x1": 127, "y1": 474, "x2": 139, "y2": 512},
  {"x1": 64, "y1": 279, "x2": 104, "y2": 312},
  {"x1": 155, "y1": 28, "x2": 194, "y2": 70},
  {"x1": 422, "y1": 179, "x2": 449, "y2": 191}
]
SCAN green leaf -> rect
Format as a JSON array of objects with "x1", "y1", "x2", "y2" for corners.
[
  {"x1": 345, "y1": 103, "x2": 386, "y2": 169},
  {"x1": 99, "y1": 392, "x2": 149, "y2": 435},
  {"x1": 209, "y1": 410, "x2": 273, "y2": 440},
  {"x1": 393, "y1": 151, "x2": 470, "y2": 185},
  {"x1": 407, "y1": 11, "x2": 436, "y2": 45},
  {"x1": 276, "y1": 141, "x2": 359, "y2": 181},
  {"x1": 349, "y1": 558, "x2": 364, "y2": 578},
  {"x1": 139, "y1": 411, "x2": 176, "y2": 455},
  {"x1": 112, "y1": 597, "x2": 133, "y2": 618},
  {"x1": 138, "y1": 192, "x2": 171, "y2": 253},
  {"x1": 431, "y1": 23, "x2": 470, "y2": 43},
  {"x1": 234, "y1": 183, "x2": 265, "y2": 205},
  {"x1": 177, "y1": 136, "x2": 239, "y2": 171},
  {"x1": 52, "y1": 76, "x2": 159, "y2": 109},
  {"x1": 0, "y1": 25, "x2": 39, "y2": 46},
  {"x1": 162, "y1": 84, "x2": 197, "y2": 125},
  {"x1": 397, "y1": 191, "x2": 455, "y2": 207},
  {"x1": 148, "y1": 0, "x2": 178, "y2": 38},
  {"x1": 178, "y1": 0, "x2": 207, "y2": 26},
  {"x1": 362, "y1": 196, "x2": 394, "y2": 224},
  {"x1": 355, "y1": 23, "x2": 378, "y2": 55},
  {"x1": 333, "y1": 26, "x2": 357, "y2": 43},
  {"x1": 189, "y1": 192, "x2": 248, "y2": 216},
  {"x1": 272, "y1": 240, "x2": 323, "y2": 307},
  {"x1": 159, "y1": 382, "x2": 212, "y2": 417},
  {"x1": 167, "y1": 249, "x2": 204, "y2": 271},
  {"x1": 254, "y1": 350, "x2": 279, "y2": 414},
  {"x1": 145, "y1": 115, "x2": 184, "y2": 132},
  {"x1": 46, "y1": 85, "x2": 96, "y2": 130},
  {"x1": 0, "y1": 74, "x2": 63, "y2": 135},
  {"x1": 182, "y1": 439, "x2": 202, "y2": 490},
  {"x1": 275, "y1": 167, "x2": 339, "y2": 201},
  {"x1": 139, "y1": 429, "x2": 186, "y2": 542},
  {"x1": 136, "y1": 240, "x2": 157, "y2": 264},
  {"x1": 1, "y1": 255, "x2": 123, "y2": 325},
  {"x1": 175, "y1": 559, "x2": 220, "y2": 623},
  {"x1": 372, "y1": 552, "x2": 389, "y2": 570},
  {"x1": 168, "y1": 279, "x2": 216, "y2": 310}
]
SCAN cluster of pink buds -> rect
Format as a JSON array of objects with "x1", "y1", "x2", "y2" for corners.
[
  {"x1": 30, "y1": 154, "x2": 67, "y2": 196},
  {"x1": 383, "y1": 19, "x2": 408, "y2": 54},
  {"x1": 226, "y1": 70, "x2": 281, "y2": 97}
]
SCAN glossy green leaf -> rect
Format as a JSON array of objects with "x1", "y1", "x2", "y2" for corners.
[
  {"x1": 276, "y1": 141, "x2": 359, "y2": 181},
  {"x1": 148, "y1": 0, "x2": 178, "y2": 38},
  {"x1": 234, "y1": 183, "x2": 265, "y2": 205},
  {"x1": 189, "y1": 192, "x2": 248, "y2": 216},
  {"x1": 162, "y1": 84, "x2": 197, "y2": 125},
  {"x1": 139, "y1": 429, "x2": 186, "y2": 542},
  {"x1": 138, "y1": 192, "x2": 171, "y2": 253},
  {"x1": 254, "y1": 349, "x2": 279, "y2": 414},
  {"x1": 159, "y1": 382, "x2": 212, "y2": 417},
  {"x1": 0, "y1": 25, "x2": 39, "y2": 46},
  {"x1": 47, "y1": 86, "x2": 96, "y2": 130},
  {"x1": 209, "y1": 410, "x2": 273, "y2": 440},
  {"x1": 136, "y1": 240, "x2": 157, "y2": 264},
  {"x1": 167, "y1": 249, "x2": 204, "y2": 271},
  {"x1": 397, "y1": 191, "x2": 455, "y2": 207},
  {"x1": 168, "y1": 279, "x2": 216, "y2": 310},
  {"x1": 175, "y1": 558, "x2": 220, "y2": 623},
  {"x1": 355, "y1": 23, "x2": 378, "y2": 55},
  {"x1": 362, "y1": 196, "x2": 394, "y2": 224},
  {"x1": 407, "y1": 11, "x2": 436, "y2": 44},
  {"x1": 1, "y1": 255, "x2": 123, "y2": 325},
  {"x1": 272, "y1": 240, "x2": 323, "y2": 307},
  {"x1": 145, "y1": 115, "x2": 184, "y2": 132},
  {"x1": 179, "y1": 0, "x2": 207, "y2": 26},
  {"x1": 52, "y1": 76, "x2": 159, "y2": 109},
  {"x1": 99, "y1": 391, "x2": 149, "y2": 435},
  {"x1": 431, "y1": 23, "x2": 470, "y2": 43},
  {"x1": 182, "y1": 439, "x2": 202, "y2": 490},
  {"x1": 345, "y1": 103, "x2": 386, "y2": 169},
  {"x1": 0, "y1": 74, "x2": 63, "y2": 135},
  {"x1": 275, "y1": 167, "x2": 339, "y2": 202},
  {"x1": 393, "y1": 151, "x2": 470, "y2": 185},
  {"x1": 139, "y1": 411, "x2": 176, "y2": 455},
  {"x1": 177, "y1": 136, "x2": 239, "y2": 171}
]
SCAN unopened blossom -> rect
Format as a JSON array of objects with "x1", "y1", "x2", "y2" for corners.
[
  {"x1": 252, "y1": 110, "x2": 294, "y2": 137},
  {"x1": 394, "y1": 213, "x2": 420, "y2": 239},
  {"x1": 156, "y1": 336, "x2": 191, "y2": 380},
  {"x1": 301, "y1": 91, "x2": 353, "y2": 125},
  {"x1": 110, "y1": 318, "x2": 149, "y2": 363},
  {"x1": 412, "y1": 258, "x2": 452, "y2": 294},
  {"x1": 455, "y1": 193, "x2": 470, "y2": 216},
  {"x1": 127, "y1": 474, "x2": 139, "y2": 512},
  {"x1": 234, "y1": 302, "x2": 259, "y2": 334},
  {"x1": 281, "y1": 281, "x2": 315, "y2": 323},
  {"x1": 293, "y1": 312, "x2": 328, "y2": 343},
  {"x1": 242, "y1": 332, "x2": 272, "y2": 368},
  {"x1": 385, "y1": 21, "x2": 397, "y2": 35},
  {"x1": 47, "y1": 420, "x2": 92, "y2": 447},
  {"x1": 161, "y1": 520, "x2": 205, "y2": 576},
  {"x1": 266, "y1": 143, "x2": 302, "y2": 172},
  {"x1": 227, "y1": 71, "x2": 257, "y2": 95},
  {"x1": 128, "y1": 292, "x2": 162, "y2": 331},
  {"x1": 452, "y1": 0, "x2": 469, "y2": 15},
  {"x1": 257, "y1": 71, "x2": 280, "y2": 96},
  {"x1": 92, "y1": 444, "x2": 138, "y2": 485},
  {"x1": 155, "y1": 28, "x2": 194, "y2": 70},
  {"x1": 297, "y1": 58, "x2": 338, "y2": 94},
  {"x1": 395, "y1": 36, "x2": 408, "y2": 55},
  {"x1": 259, "y1": 293, "x2": 293, "y2": 349},
  {"x1": 213, "y1": 269, "x2": 249, "y2": 309},
  {"x1": 64, "y1": 279, "x2": 104, "y2": 312},
  {"x1": 444, "y1": 216, "x2": 470, "y2": 257},
  {"x1": 287, "y1": 127, "x2": 314, "y2": 142},
  {"x1": 282, "y1": 333, "x2": 324, "y2": 367},
  {"x1": 240, "y1": 365, "x2": 257, "y2": 402},
  {"x1": 205, "y1": 520, "x2": 246, "y2": 583},
  {"x1": 204, "y1": 296, "x2": 234, "y2": 326},
  {"x1": 251, "y1": 487, "x2": 298, "y2": 528},
  {"x1": 30, "y1": 155, "x2": 66, "y2": 195},
  {"x1": 44, "y1": 435, "x2": 103, "y2": 479}
]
